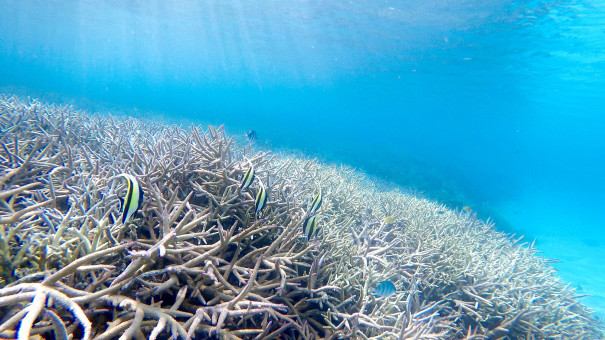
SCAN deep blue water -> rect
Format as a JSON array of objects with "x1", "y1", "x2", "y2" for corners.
[{"x1": 1, "y1": 0, "x2": 604, "y2": 318}]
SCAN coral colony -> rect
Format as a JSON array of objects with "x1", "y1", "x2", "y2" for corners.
[{"x1": 0, "y1": 95, "x2": 602, "y2": 339}]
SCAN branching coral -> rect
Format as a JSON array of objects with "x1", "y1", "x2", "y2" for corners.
[{"x1": 0, "y1": 95, "x2": 602, "y2": 339}]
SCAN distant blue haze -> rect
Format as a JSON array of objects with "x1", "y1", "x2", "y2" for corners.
[{"x1": 1, "y1": 0, "x2": 604, "y2": 317}]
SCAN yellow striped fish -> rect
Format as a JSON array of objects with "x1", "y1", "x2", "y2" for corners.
[
  {"x1": 255, "y1": 182, "x2": 267, "y2": 215},
  {"x1": 240, "y1": 161, "x2": 255, "y2": 190},
  {"x1": 310, "y1": 189, "x2": 322, "y2": 214},
  {"x1": 119, "y1": 173, "x2": 144, "y2": 224},
  {"x1": 303, "y1": 215, "x2": 319, "y2": 239}
]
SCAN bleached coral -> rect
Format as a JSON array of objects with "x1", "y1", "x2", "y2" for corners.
[{"x1": 0, "y1": 95, "x2": 601, "y2": 339}]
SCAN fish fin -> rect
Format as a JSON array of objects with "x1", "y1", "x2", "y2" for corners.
[
  {"x1": 138, "y1": 185, "x2": 144, "y2": 210},
  {"x1": 121, "y1": 209, "x2": 128, "y2": 224}
]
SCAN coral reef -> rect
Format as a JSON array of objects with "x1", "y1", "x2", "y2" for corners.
[{"x1": 0, "y1": 94, "x2": 602, "y2": 339}]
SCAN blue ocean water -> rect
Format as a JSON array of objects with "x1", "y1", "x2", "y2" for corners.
[{"x1": 1, "y1": 0, "x2": 604, "y2": 318}]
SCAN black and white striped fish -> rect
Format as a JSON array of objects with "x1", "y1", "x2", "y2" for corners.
[
  {"x1": 245, "y1": 129, "x2": 257, "y2": 142},
  {"x1": 302, "y1": 215, "x2": 319, "y2": 240},
  {"x1": 118, "y1": 173, "x2": 144, "y2": 224},
  {"x1": 240, "y1": 160, "x2": 255, "y2": 191},
  {"x1": 254, "y1": 182, "x2": 267, "y2": 215},
  {"x1": 310, "y1": 189, "x2": 322, "y2": 214}
]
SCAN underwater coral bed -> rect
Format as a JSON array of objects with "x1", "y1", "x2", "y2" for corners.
[{"x1": 0, "y1": 95, "x2": 602, "y2": 339}]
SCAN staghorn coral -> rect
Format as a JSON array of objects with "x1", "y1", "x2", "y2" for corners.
[{"x1": 0, "y1": 94, "x2": 602, "y2": 339}]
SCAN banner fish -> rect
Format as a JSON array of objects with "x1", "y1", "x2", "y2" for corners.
[
  {"x1": 303, "y1": 215, "x2": 319, "y2": 239},
  {"x1": 255, "y1": 182, "x2": 267, "y2": 215},
  {"x1": 119, "y1": 173, "x2": 144, "y2": 224},
  {"x1": 240, "y1": 160, "x2": 255, "y2": 190},
  {"x1": 310, "y1": 189, "x2": 322, "y2": 214},
  {"x1": 372, "y1": 280, "x2": 396, "y2": 297},
  {"x1": 245, "y1": 129, "x2": 257, "y2": 142}
]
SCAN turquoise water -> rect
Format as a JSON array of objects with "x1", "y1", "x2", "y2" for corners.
[{"x1": 1, "y1": 0, "x2": 604, "y2": 319}]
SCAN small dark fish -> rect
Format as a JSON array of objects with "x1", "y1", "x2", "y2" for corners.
[
  {"x1": 310, "y1": 189, "x2": 322, "y2": 214},
  {"x1": 303, "y1": 215, "x2": 319, "y2": 240},
  {"x1": 255, "y1": 182, "x2": 267, "y2": 215},
  {"x1": 56, "y1": 195, "x2": 71, "y2": 212},
  {"x1": 372, "y1": 280, "x2": 396, "y2": 297},
  {"x1": 119, "y1": 173, "x2": 144, "y2": 224},
  {"x1": 240, "y1": 161, "x2": 255, "y2": 191},
  {"x1": 245, "y1": 129, "x2": 257, "y2": 142}
]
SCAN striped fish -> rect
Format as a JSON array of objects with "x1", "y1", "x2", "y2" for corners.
[
  {"x1": 371, "y1": 280, "x2": 396, "y2": 297},
  {"x1": 119, "y1": 173, "x2": 144, "y2": 224},
  {"x1": 310, "y1": 189, "x2": 322, "y2": 214},
  {"x1": 302, "y1": 215, "x2": 319, "y2": 240},
  {"x1": 254, "y1": 182, "x2": 267, "y2": 215},
  {"x1": 240, "y1": 162, "x2": 255, "y2": 190}
]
